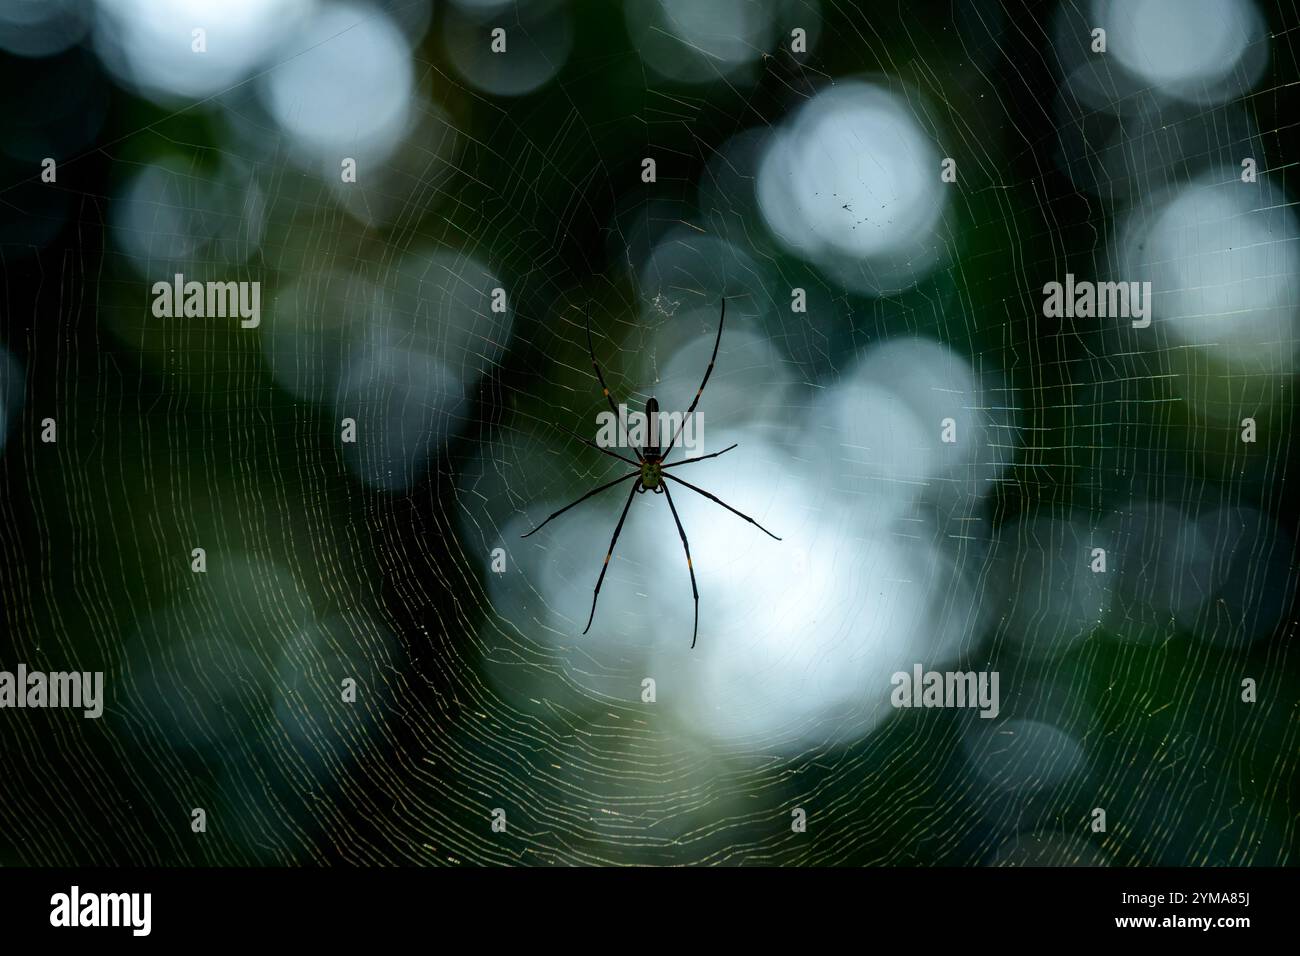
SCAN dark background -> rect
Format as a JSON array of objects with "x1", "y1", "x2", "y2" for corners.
[{"x1": 0, "y1": 0, "x2": 1296, "y2": 865}]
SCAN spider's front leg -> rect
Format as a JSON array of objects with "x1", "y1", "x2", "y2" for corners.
[{"x1": 583, "y1": 479, "x2": 642, "y2": 634}]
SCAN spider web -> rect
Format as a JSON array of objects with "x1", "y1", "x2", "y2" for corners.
[{"x1": 0, "y1": 0, "x2": 1296, "y2": 867}]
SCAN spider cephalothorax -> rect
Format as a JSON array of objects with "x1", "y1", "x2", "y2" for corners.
[
  {"x1": 521, "y1": 298, "x2": 781, "y2": 648},
  {"x1": 638, "y1": 453, "x2": 663, "y2": 492}
]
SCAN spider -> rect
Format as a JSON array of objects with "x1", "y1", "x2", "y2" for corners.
[{"x1": 521, "y1": 298, "x2": 781, "y2": 648}]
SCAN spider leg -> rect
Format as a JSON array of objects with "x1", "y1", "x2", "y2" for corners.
[
  {"x1": 521, "y1": 470, "x2": 639, "y2": 539},
  {"x1": 564, "y1": 426, "x2": 640, "y2": 467},
  {"x1": 661, "y1": 472, "x2": 781, "y2": 541},
  {"x1": 660, "y1": 482, "x2": 700, "y2": 649},
  {"x1": 585, "y1": 303, "x2": 643, "y2": 462},
  {"x1": 660, "y1": 297, "x2": 725, "y2": 460},
  {"x1": 661, "y1": 443, "x2": 738, "y2": 469},
  {"x1": 583, "y1": 480, "x2": 641, "y2": 634}
]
